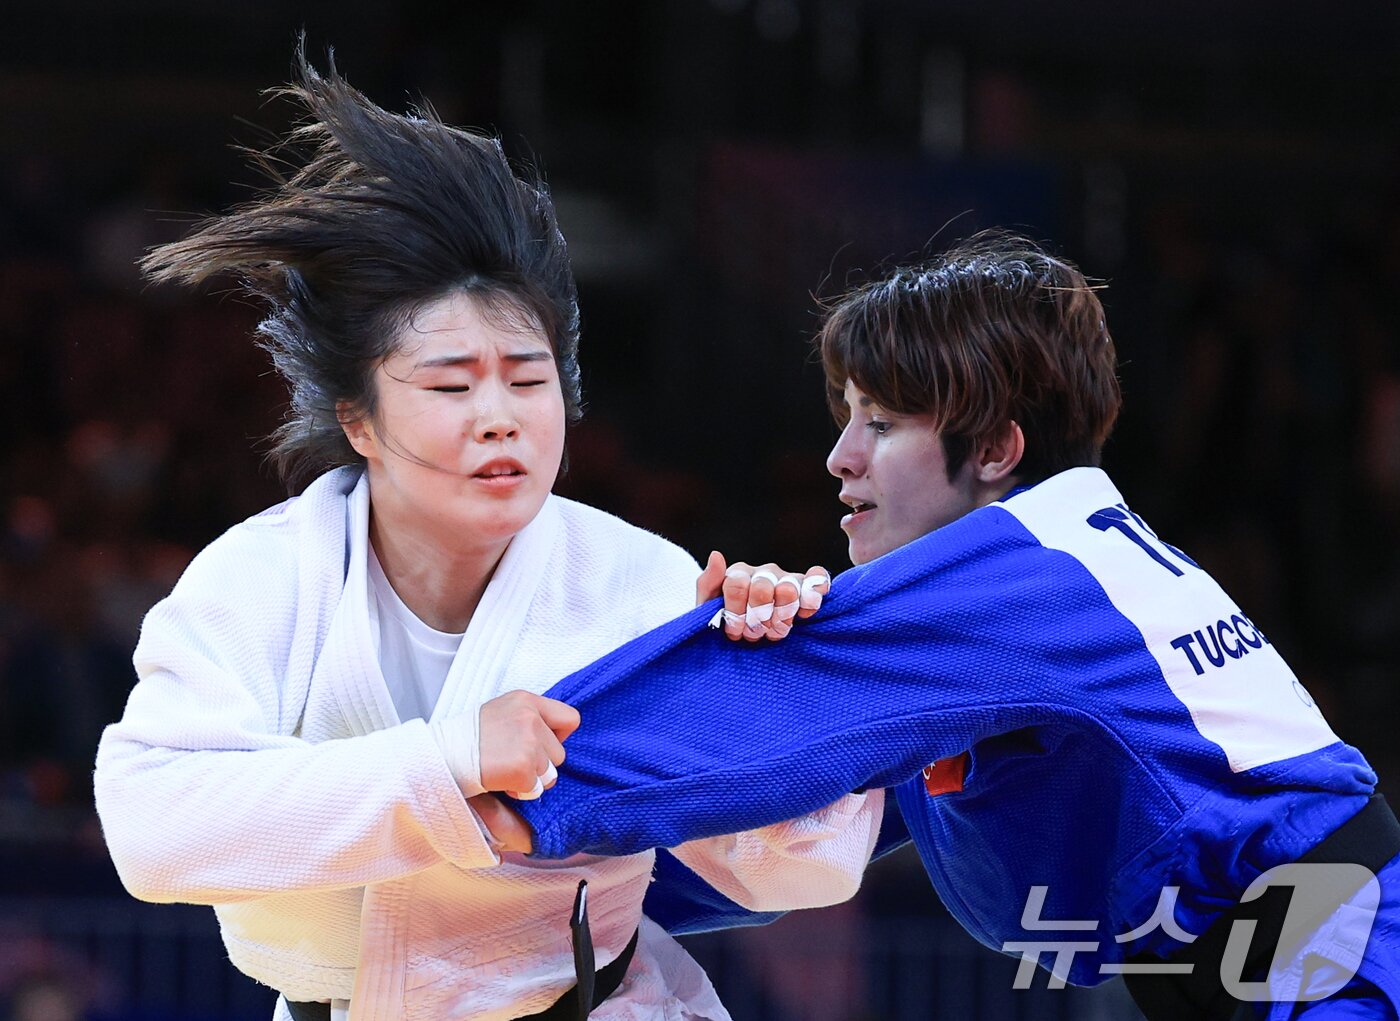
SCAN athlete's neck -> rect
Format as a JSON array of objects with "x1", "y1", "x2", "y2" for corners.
[{"x1": 367, "y1": 510, "x2": 507, "y2": 634}]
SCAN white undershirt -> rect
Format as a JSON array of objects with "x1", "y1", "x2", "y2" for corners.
[{"x1": 366, "y1": 542, "x2": 464, "y2": 724}]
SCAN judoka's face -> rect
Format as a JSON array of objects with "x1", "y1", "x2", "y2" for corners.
[
  {"x1": 826, "y1": 381, "x2": 983, "y2": 565},
  {"x1": 343, "y1": 292, "x2": 566, "y2": 555}
]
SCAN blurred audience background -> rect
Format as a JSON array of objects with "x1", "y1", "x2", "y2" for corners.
[{"x1": 1, "y1": 2, "x2": 1397, "y2": 1018}]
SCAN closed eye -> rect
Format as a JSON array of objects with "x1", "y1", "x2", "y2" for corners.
[
  {"x1": 512, "y1": 380, "x2": 548, "y2": 388},
  {"x1": 428, "y1": 386, "x2": 470, "y2": 393}
]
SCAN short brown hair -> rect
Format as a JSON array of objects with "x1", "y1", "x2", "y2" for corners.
[{"x1": 818, "y1": 230, "x2": 1121, "y2": 482}]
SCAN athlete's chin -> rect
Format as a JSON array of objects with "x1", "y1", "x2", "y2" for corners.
[
  {"x1": 843, "y1": 515, "x2": 894, "y2": 566},
  {"x1": 455, "y1": 487, "x2": 549, "y2": 540},
  {"x1": 847, "y1": 531, "x2": 906, "y2": 567}
]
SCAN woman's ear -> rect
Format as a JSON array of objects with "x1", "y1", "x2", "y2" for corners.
[
  {"x1": 974, "y1": 420, "x2": 1025, "y2": 484},
  {"x1": 338, "y1": 403, "x2": 376, "y2": 460}
]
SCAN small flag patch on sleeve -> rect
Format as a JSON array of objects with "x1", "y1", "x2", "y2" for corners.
[{"x1": 922, "y1": 753, "x2": 969, "y2": 796}]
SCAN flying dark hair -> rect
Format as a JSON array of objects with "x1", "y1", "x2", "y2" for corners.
[
  {"x1": 140, "y1": 45, "x2": 582, "y2": 486},
  {"x1": 818, "y1": 230, "x2": 1121, "y2": 483}
]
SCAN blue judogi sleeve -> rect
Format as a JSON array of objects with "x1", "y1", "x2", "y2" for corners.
[
  {"x1": 516, "y1": 468, "x2": 1380, "y2": 982},
  {"x1": 515, "y1": 502, "x2": 1077, "y2": 859}
]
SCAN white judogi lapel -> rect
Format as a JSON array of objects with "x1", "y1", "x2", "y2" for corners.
[
  {"x1": 328, "y1": 476, "x2": 563, "y2": 1021},
  {"x1": 301, "y1": 473, "x2": 565, "y2": 746},
  {"x1": 434, "y1": 495, "x2": 562, "y2": 719},
  {"x1": 302, "y1": 472, "x2": 400, "y2": 742}
]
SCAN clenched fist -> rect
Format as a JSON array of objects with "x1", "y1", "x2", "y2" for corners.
[
  {"x1": 696, "y1": 552, "x2": 830, "y2": 641},
  {"x1": 478, "y1": 690, "x2": 580, "y2": 799}
]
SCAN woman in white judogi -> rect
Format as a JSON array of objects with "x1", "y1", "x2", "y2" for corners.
[{"x1": 93, "y1": 52, "x2": 881, "y2": 1021}]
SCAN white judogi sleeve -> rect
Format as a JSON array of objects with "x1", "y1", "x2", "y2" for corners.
[
  {"x1": 667, "y1": 788, "x2": 884, "y2": 911},
  {"x1": 94, "y1": 471, "x2": 496, "y2": 906}
]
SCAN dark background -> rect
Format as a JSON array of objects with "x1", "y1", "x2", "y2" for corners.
[{"x1": 1, "y1": 2, "x2": 1398, "y2": 1018}]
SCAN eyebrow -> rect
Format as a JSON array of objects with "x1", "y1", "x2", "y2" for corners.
[{"x1": 415, "y1": 351, "x2": 553, "y2": 368}]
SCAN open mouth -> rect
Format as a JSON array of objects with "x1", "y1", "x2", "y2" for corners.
[
  {"x1": 472, "y1": 460, "x2": 527, "y2": 481},
  {"x1": 470, "y1": 459, "x2": 526, "y2": 484},
  {"x1": 841, "y1": 500, "x2": 876, "y2": 527}
]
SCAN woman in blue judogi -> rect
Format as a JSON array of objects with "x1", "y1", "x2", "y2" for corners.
[{"x1": 510, "y1": 234, "x2": 1400, "y2": 1020}]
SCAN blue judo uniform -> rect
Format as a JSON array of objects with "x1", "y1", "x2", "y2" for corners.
[{"x1": 515, "y1": 467, "x2": 1400, "y2": 1016}]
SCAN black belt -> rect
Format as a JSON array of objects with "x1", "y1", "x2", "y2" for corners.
[
  {"x1": 286, "y1": 881, "x2": 635, "y2": 1021},
  {"x1": 1124, "y1": 792, "x2": 1400, "y2": 1021},
  {"x1": 519, "y1": 881, "x2": 638, "y2": 1021}
]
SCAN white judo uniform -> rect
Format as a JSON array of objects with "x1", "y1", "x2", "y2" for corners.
[{"x1": 94, "y1": 467, "x2": 882, "y2": 1021}]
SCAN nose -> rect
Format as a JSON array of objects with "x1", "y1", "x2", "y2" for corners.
[
  {"x1": 826, "y1": 421, "x2": 865, "y2": 478},
  {"x1": 472, "y1": 381, "x2": 519, "y2": 443}
]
